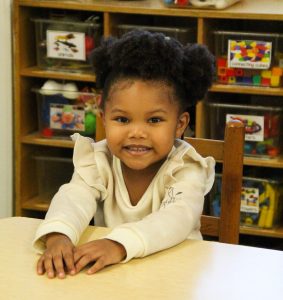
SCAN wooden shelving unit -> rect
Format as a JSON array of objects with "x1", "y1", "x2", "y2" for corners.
[{"x1": 13, "y1": 0, "x2": 283, "y2": 244}]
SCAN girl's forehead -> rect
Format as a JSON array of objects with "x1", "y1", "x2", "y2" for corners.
[{"x1": 108, "y1": 79, "x2": 174, "y2": 100}]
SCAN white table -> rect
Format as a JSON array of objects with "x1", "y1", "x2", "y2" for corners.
[{"x1": 1, "y1": 217, "x2": 282, "y2": 300}]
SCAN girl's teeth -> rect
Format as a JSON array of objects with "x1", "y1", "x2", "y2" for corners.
[{"x1": 127, "y1": 147, "x2": 148, "y2": 151}]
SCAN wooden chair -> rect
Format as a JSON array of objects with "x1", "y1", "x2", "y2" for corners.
[{"x1": 184, "y1": 121, "x2": 245, "y2": 244}]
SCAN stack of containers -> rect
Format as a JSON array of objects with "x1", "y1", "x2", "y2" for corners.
[
  {"x1": 214, "y1": 31, "x2": 283, "y2": 87},
  {"x1": 206, "y1": 102, "x2": 283, "y2": 158},
  {"x1": 34, "y1": 80, "x2": 100, "y2": 139},
  {"x1": 210, "y1": 174, "x2": 283, "y2": 229},
  {"x1": 32, "y1": 16, "x2": 102, "y2": 72}
]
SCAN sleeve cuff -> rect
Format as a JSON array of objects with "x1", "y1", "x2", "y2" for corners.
[
  {"x1": 32, "y1": 220, "x2": 79, "y2": 254},
  {"x1": 104, "y1": 227, "x2": 145, "y2": 263}
]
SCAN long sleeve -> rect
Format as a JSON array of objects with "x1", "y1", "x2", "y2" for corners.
[{"x1": 32, "y1": 134, "x2": 109, "y2": 253}]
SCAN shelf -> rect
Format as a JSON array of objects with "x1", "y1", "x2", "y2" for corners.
[
  {"x1": 244, "y1": 156, "x2": 283, "y2": 169},
  {"x1": 17, "y1": 0, "x2": 283, "y2": 21},
  {"x1": 20, "y1": 72, "x2": 283, "y2": 97},
  {"x1": 210, "y1": 84, "x2": 283, "y2": 96},
  {"x1": 14, "y1": 0, "x2": 283, "y2": 243},
  {"x1": 240, "y1": 225, "x2": 283, "y2": 239},
  {"x1": 21, "y1": 132, "x2": 74, "y2": 148},
  {"x1": 20, "y1": 67, "x2": 96, "y2": 82},
  {"x1": 22, "y1": 196, "x2": 50, "y2": 212}
]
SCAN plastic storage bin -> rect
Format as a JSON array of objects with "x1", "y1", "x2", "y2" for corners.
[
  {"x1": 207, "y1": 102, "x2": 283, "y2": 158},
  {"x1": 34, "y1": 155, "x2": 73, "y2": 201},
  {"x1": 34, "y1": 82, "x2": 99, "y2": 139},
  {"x1": 32, "y1": 18, "x2": 102, "y2": 72},
  {"x1": 210, "y1": 174, "x2": 283, "y2": 229},
  {"x1": 162, "y1": 0, "x2": 241, "y2": 10},
  {"x1": 213, "y1": 30, "x2": 283, "y2": 87},
  {"x1": 116, "y1": 24, "x2": 196, "y2": 45}
]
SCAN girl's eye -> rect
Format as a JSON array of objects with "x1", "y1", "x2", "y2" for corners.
[
  {"x1": 149, "y1": 117, "x2": 162, "y2": 123},
  {"x1": 115, "y1": 117, "x2": 129, "y2": 123}
]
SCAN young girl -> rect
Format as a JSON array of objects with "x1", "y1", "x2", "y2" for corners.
[{"x1": 34, "y1": 30, "x2": 215, "y2": 279}]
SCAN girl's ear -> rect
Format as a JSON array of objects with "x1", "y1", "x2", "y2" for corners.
[{"x1": 175, "y1": 112, "x2": 190, "y2": 138}]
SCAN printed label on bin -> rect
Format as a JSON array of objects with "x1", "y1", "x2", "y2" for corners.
[
  {"x1": 226, "y1": 114, "x2": 264, "y2": 141},
  {"x1": 228, "y1": 40, "x2": 272, "y2": 69},
  {"x1": 50, "y1": 104, "x2": 85, "y2": 131},
  {"x1": 47, "y1": 30, "x2": 86, "y2": 61},
  {"x1": 241, "y1": 186, "x2": 259, "y2": 213}
]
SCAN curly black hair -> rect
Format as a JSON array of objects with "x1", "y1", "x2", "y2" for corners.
[{"x1": 90, "y1": 30, "x2": 215, "y2": 111}]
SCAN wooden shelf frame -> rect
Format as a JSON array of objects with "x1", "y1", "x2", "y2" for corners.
[{"x1": 13, "y1": 0, "x2": 283, "y2": 240}]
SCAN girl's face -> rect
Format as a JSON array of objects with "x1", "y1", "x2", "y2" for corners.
[{"x1": 103, "y1": 80, "x2": 189, "y2": 173}]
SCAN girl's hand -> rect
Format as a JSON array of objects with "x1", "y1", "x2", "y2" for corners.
[
  {"x1": 74, "y1": 239, "x2": 126, "y2": 274},
  {"x1": 37, "y1": 233, "x2": 76, "y2": 279}
]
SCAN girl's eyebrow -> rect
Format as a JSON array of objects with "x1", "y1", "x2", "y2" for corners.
[
  {"x1": 110, "y1": 108, "x2": 168, "y2": 114},
  {"x1": 146, "y1": 109, "x2": 168, "y2": 114},
  {"x1": 110, "y1": 108, "x2": 127, "y2": 114}
]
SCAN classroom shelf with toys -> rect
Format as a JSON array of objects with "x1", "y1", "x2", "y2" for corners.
[{"x1": 13, "y1": 0, "x2": 283, "y2": 247}]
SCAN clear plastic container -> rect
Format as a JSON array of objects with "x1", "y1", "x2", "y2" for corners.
[
  {"x1": 34, "y1": 86, "x2": 99, "y2": 139},
  {"x1": 33, "y1": 156, "x2": 73, "y2": 201},
  {"x1": 206, "y1": 102, "x2": 283, "y2": 158},
  {"x1": 210, "y1": 174, "x2": 283, "y2": 229},
  {"x1": 32, "y1": 18, "x2": 102, "y2": 72},
  {"x1": 162, "y1": 0, "x2": 241, "y2": 10},
  {"x1": 116, "y1": 24, "x2": 196, "y2": 45},
  {"x1": 213, "y1": 30, "x2": 283, "y2": 87}
]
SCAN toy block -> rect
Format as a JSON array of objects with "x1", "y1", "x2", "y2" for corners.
[
  {"x1": 218, "y1": 67, "x2": 227, "y2": 76},
  {"x1": 218, "y1": 75, "x2": 228, "y2": 83},
  {"x1": 261, "y1": 70, "x2": 272, "y2": 78},
  {"x1": 228, "y1": 76, "x2": 236, "y2": 84},
  {"x1": 272, "y1": 67, "x2": 283, "y2": 76},
  {"x1": 252, "y1": 75, "x2": 261, "y2": 86},
  {"x1": 217, "y1": 57, "x2": 227, "y2": 67},
  {"x1": 226, "y1": 68, "x2": 235, "y2": 76},
  {"x1": 242, "y1": 77, "x2": 253, "y2": 84},
  {"x1": 270, "y1": 75, "x2": 280, "y2": 87},
  {"x1": 261, "y1": 77, "x2": 271, "y2": 86},
  {"x1": 234, "y1": 68, "x2": 244, "y2": 76}
]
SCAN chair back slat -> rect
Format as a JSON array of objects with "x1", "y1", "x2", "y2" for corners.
[{"x1": 185, "y1": 121, "x2": 245, "y2": 244}]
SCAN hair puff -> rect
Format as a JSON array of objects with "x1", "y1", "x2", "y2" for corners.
[{"x1": 90, "y1": 30, "x2": 215, "y2": 108}]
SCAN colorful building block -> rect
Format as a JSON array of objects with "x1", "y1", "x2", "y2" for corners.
[
  {"x1": 261, "y1": 70, "x2": 272, "y2": 78},
  {"x1": 261, "y1": 77, "x2": 271, "y2": 86},
  {"x1": 270, "y1": 75, "x2": 280, "y2": 87}
]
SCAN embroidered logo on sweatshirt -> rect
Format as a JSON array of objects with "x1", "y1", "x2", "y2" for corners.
[{"x1": 161, "y1": 187, "x2": 182, "y2": 208}]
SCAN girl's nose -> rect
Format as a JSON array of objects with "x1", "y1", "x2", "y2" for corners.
[{"x1": 128, "y1": 124, "x2": 147, "y2": 139}]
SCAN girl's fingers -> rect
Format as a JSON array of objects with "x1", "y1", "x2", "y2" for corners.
[
  {"x1": 74, "y1": 256, "x2": 92, "y2": 273},
  {"x1": 62, "y1": 250, "x2": 76, "y2": 275},
  {"x1": 52, "y1": 253, "x2": 66, "y2": 279},
  {"x1": 87, "y1": 258, "x2": 106, "y2": 275},
  {"x1": 37, "y1": 256, "x2": 45, "y2": 275},
  {"x1": 43, "y1": 254, "x2": 56, "y2": 278}
]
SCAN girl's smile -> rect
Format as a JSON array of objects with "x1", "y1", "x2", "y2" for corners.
[{"x1": 123, "y1": 144, "x2": 152, "y2": 156}]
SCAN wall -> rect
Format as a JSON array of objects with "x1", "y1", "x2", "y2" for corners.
[{"x1": 0, "y1": 0, "x2": 13, "y2": 217}]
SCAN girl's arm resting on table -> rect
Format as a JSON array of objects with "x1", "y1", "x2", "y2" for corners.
[
  {"x1": 33, "y1": 171, "x2": 101, "y2": 253},
  {"x1": 34, "y1": 172, "x2": 103, "y2": 278}
]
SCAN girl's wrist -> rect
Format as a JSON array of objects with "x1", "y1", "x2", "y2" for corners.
[{"x1": 45, "y1": 232, "x2": 69, "y2": 247}]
